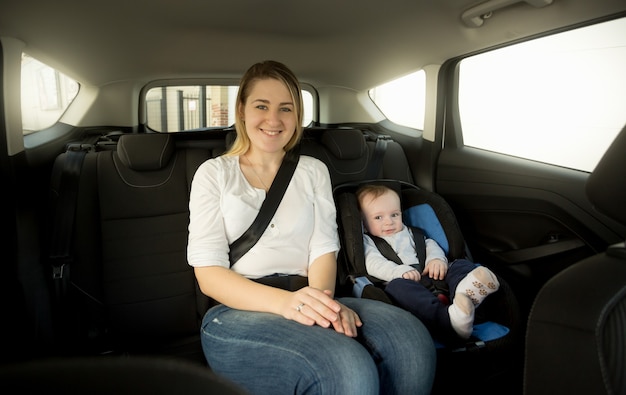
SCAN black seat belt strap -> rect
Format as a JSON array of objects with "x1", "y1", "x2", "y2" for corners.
[
  {"x1": 409, "y1": 226, "x2": 427, "y2": 272},
  {"x1": 229, "y1": 146, "x2": 300, "y2": 265},
  {"x1": 49, "y1": 141, "x2": 97, "y2": 300},
  {"x1": 365, "y1": 135, "x2": 388, "y2": 180},
  {"x1": 367, "y1": 225, "x2": 427, "y2": 271},
  {"x1": 50, "y1": 148, "x2": 87, "y2": 275}
]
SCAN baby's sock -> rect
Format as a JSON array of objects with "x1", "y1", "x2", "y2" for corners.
[
  {"x1": 456, "y1": 266, "x2": 500, "y2": 307},
  {"x1": 449, "y1": 293, "x2": 474, "y2": 339}
]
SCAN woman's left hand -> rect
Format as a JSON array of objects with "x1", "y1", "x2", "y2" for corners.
[{"x1": 290, "y1": 288, "x2": 362, "y2": 337}]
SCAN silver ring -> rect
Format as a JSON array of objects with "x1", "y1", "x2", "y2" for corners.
[{"x1": 295, "y1": 303, "x2": 305, "y2": 312}]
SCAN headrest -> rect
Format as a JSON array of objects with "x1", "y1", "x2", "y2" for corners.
[
  {"x1": 586, "y1": 124, "x2": 626, "y2": 227},
  {"x1": 117, "y1": 134, "x2": 175, "y2": 171},
  {"x1": 225, "y1": 130, "x2": 237, "y2": 150},
  {"x1": 321, "y1": 129, "x2": 367, "y2": 160}
]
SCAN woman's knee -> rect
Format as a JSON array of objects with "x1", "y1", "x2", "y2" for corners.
[
  {"x1": 317, "y1": 344, "x2": 379, "y2": 394},
  {"x1": 343, "y1": 298, "x2": 434, "y2": 350},
  {"x1": 201, "y1": 306, "x2": 380, "y2": 394}
]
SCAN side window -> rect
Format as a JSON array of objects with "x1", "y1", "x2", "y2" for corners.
[
  {"x1": 369, "y1": 70, "x2": 426, "y2": 130},
  {"x1": 20, "y1": 54, "x2": 79, "y2": 134},
  {"x1": 144, "y1": 85, "x2": 314, "y2": 132},
  {"x1": 458, "y1": 17, "x2": 626, "y2": 172}
]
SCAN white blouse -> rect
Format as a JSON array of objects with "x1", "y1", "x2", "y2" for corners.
[{"x1": 187, "y1": 154, "x2": 339, "y2": 279}]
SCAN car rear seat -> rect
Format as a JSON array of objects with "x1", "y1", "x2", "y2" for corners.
[
  {"x1": 300, "y1": 127, "x2": 413, "y2": 185},
  {"x1": 46, "y1": 127, "x2": 412, "y2": 364},
  {"x1": 49, "y1": 133, "x2": 217, "y2": 363}
]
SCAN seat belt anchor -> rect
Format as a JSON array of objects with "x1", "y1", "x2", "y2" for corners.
[{"x1": 52, "y1": 263, "x2": 66, "y2": 279}]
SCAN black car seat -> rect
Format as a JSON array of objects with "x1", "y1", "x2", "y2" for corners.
[
  {"x1": 524, "y1": 124, "x2": 626, "y2": 395},
  {"x1": 48, "y1": 133, "x2": 213, "y2": 363},
  {"x1": 0, "y1": 356, "x2": 247, "y2": 394}
]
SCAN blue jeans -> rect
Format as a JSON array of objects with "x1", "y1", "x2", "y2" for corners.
[{"x1": 200, "y1": 297, "x2": 436, "y2": 395}]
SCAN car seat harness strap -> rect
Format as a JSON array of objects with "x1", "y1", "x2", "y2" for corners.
[{"x1": 366, "y1": 226, "x2": 427, "y2": 272}]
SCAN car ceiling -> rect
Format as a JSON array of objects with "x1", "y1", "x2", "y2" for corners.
[{"x1": 1, "y1": 0, "x2": 625, "y2": 91}]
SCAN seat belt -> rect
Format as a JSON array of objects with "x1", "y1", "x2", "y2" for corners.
[
  {"x1": 229, "y1": 146, "x2": 300, "y2": 265},
  {"x1": 49, "y1": 146, "x2": 88, "y2": 295},
  {"x1": 49, "y1": 138, "x2": 100, "y2": 304},
  {"x1": 365, "y1": 135, "x2": 389, "y2": 180},
  {"x1": 367, "y1": 226, "x2": 427, "y2": 271},
  {"x1": 367, "y1": 226, "x2": 449, "y2": 300}
]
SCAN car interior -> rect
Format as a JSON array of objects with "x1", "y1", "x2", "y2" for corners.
[{"x1": 1, "y1": 0, "x2": 625, "y2": 394}]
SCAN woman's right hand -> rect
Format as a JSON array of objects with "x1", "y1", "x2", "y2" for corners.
[{"x1": 285, "y1": 287, "x2": 360, "y2": 336}]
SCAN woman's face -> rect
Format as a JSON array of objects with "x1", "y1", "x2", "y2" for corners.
[{"x1": 241, "y1": 78, "x2": 297, "y2": 155}]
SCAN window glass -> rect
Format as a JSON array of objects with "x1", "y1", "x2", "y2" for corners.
[
  {"x1": 458, "y1": 17, "x2": 626, "y2": 172},
  {"x1": 145, "y1": 85, "x2": 314, "y2": 132},
  {"x1": 20, "y1": 54, "x2": 79, "y2": 134},
  {"x1": 369, "y1": 70, "x2": 426, "y2": 130}
]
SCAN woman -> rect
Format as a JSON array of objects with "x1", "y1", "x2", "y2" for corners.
[{"x1": 187, "y1": 60, "x2": 436, "y2": 394}]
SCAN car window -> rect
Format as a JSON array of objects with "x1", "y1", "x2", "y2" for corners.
[
  {"x1": 369, "y1": 70, "x2": 426, "y2": 130},
  {"x1": 20, "y1": 54, "x2": 79, "y2": 135},
  {"x1": 458, "y1": 17, "x2": 626, "y2": 172},
  {"x1": 145, "y1": 85, "x2": 314, "y2": 132}
]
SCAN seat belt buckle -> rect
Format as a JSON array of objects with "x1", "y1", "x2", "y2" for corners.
[{"x1": 52, "y1": 263, "x2": 66, "y2": 279}]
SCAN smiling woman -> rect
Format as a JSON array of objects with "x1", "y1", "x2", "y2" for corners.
[
  {"x1": 1, "y1": 1, "x2": 626, "y2": 394},
  {"x1": 188, "y1": 60, "x2": 437, "y2": 394}
]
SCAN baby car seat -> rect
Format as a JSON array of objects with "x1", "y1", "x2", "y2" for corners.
[{"x1": 334, "y1": 179, "x2": 522, "y2": 393}]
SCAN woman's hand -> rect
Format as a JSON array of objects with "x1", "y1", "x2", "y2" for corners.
[
  {"x1": 284, "y1": 287, "x2": 362, "y2": 337},
  {"x1": 329, "y1": 297, "x2": 363, "y2": 337}
]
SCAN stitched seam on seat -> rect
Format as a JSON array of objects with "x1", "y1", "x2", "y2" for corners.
[
  {"x1": 118, "y1": 139, "x2": 133, "y2": 169},
  {"x1": 113, "y1": 152, "x2": 179, "y2": 188},
  {"x1": 158, "y1": 135, "x2": 173, "y2": 168}
]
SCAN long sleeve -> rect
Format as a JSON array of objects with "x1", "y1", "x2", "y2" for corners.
[
  {"x1": 363, "y1": 228, "x2": 417, "y2": 282},
  {"x1": 363, "y1": 226, "x2": 448, "y2": 282},
  {"x1": 424, "y1": 238, "x2": 448, "y2": 265}
]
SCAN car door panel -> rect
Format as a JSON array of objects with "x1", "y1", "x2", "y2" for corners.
[{"x1": 435, "y1": 146, "x2": 624, "y2": 313}]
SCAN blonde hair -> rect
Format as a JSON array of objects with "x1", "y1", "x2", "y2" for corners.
[{"x1": 225, "y1": 60, "x2": 304, "y2": 156}]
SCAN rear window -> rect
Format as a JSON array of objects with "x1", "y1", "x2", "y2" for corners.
[
  {"x1": 20, "y1": 54, "x2": 79, "y2": 134},
  {"x1": 145, "y1": 84, "x2": 314, "y2": 132},
  {"x1": 369, "y1": 70, "x2": 426, "y2": 130},
  {"x1": 457, "y1": 17, "x2": 626, "y2": 172}
]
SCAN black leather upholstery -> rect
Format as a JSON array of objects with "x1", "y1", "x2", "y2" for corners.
[
  {"x1": 0, "y1": 356, "x2": 247, "y2": 394},
  {"x1": 51, "y1": 134, "x2": 213, "y2": 363}
]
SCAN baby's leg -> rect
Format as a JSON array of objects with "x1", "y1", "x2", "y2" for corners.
[
  {"x1": 456, "y1": 266, "x2": 500, "y2": 306},
  {"x1": 448, "y1": 293, "x2": 474, "y2": 339},
  {"x1": 385, "y1": 278, "x2": 457, "y2": 339},
  {"x1": 448, "y1": 266, "x2": 500, "y2": 339}
]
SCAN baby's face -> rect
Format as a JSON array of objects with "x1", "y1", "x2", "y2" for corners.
[{"x1": 361, "y1": 190, "x2": 403, "y2": 238}]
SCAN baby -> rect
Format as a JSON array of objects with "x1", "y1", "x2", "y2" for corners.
[{"x1": 357, "y1": 184, "x2": 500, "y2": 340}]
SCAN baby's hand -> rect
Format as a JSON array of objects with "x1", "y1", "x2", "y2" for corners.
[
  {"x1": 402, "y1": 269, "x2": 421, "y2": 282},
  {"x1": 423, "y1": 259, "x2": 448, "y2": 280}
]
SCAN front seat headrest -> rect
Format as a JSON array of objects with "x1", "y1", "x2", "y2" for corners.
[{"x1": 586, "y1": 124, "x2": 626, "y2": 228}]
